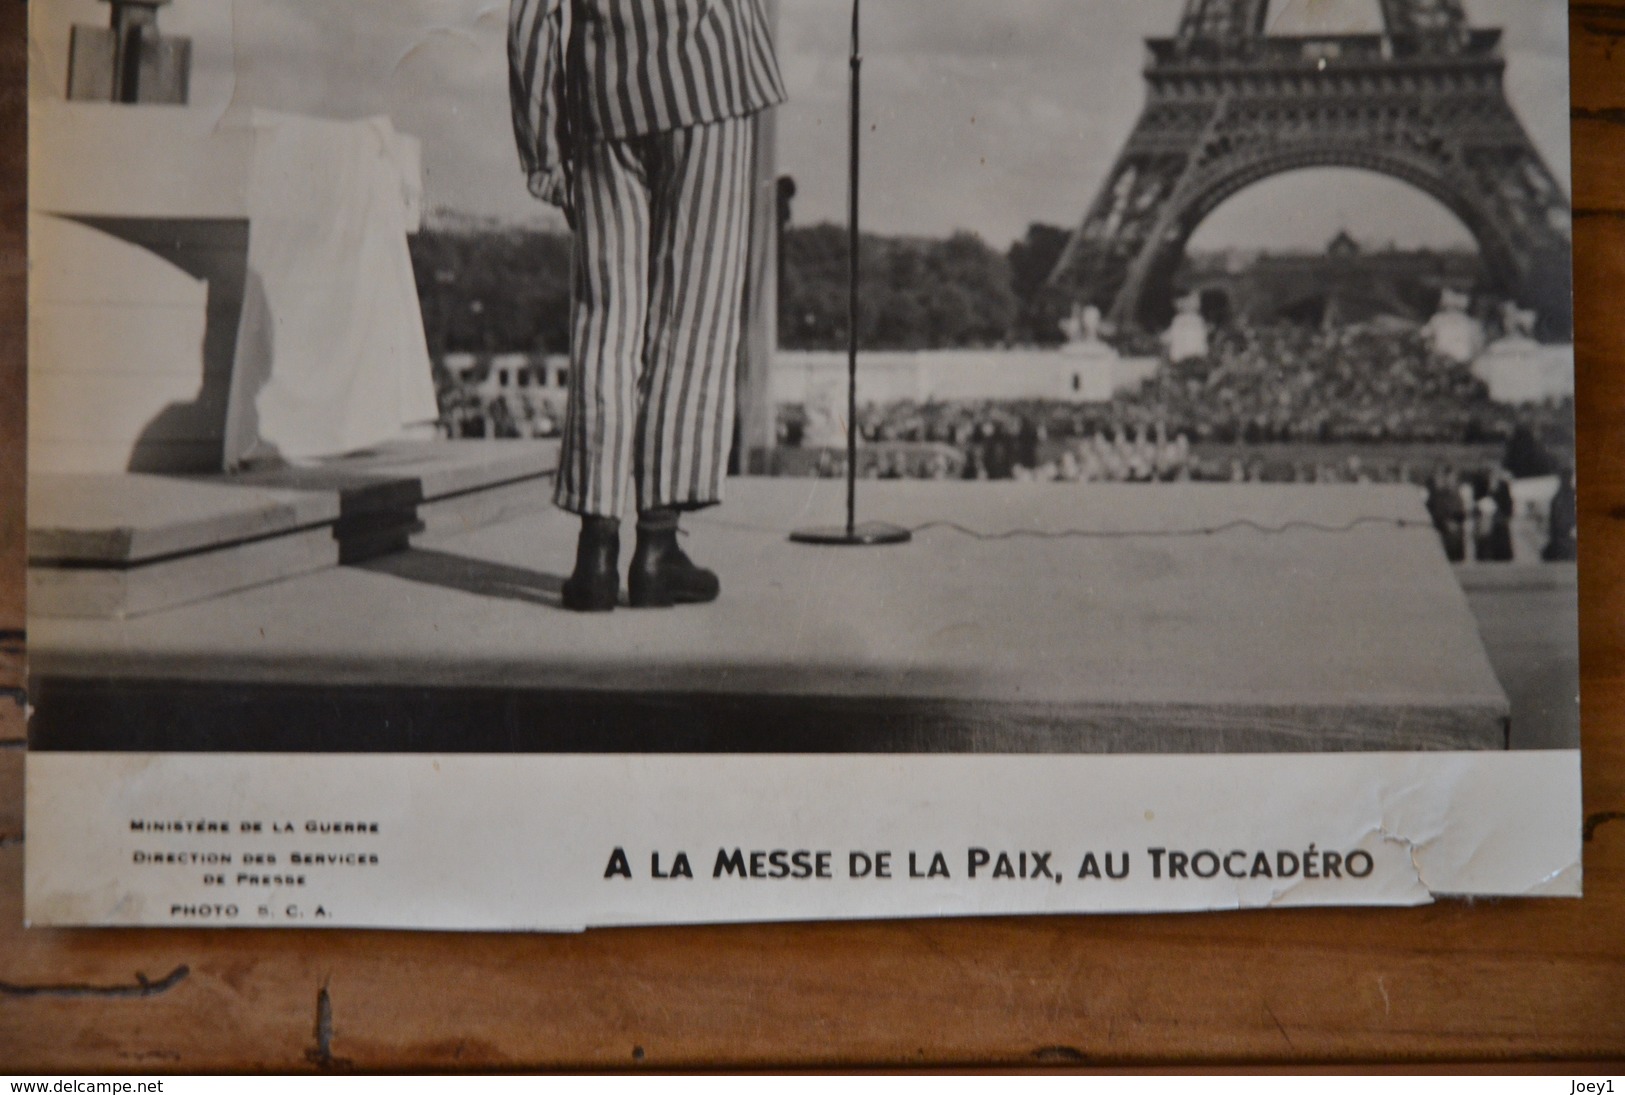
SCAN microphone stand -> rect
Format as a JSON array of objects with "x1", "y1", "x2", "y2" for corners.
[{"x1": 791, "y1": 0, "x2": 912, "y2": 547}]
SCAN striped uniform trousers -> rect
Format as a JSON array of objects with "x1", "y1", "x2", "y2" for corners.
[
  {"x1": 556, "y1": 115, "x2": 756, "y2": 517},
  {"x1": 509, "y1": 0, "x2": 784, "y2": 518}
]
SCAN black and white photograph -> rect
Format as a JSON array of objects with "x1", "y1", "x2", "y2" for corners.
[{"x1": 22, "y1": 0, "x2": 1583, "y2": 929}]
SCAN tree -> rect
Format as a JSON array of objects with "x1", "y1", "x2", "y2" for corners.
[
  {"x1": 922, "y1": 232, "x2": 1017, "y2": 347},
  {"x1": 779, "y1": 225, "x2": 1017, "y2": 350},
  {"x1": 409, "y1": 228, "x2": 573, "y2": 355},
  {"x1": 1007, "y1": 223, "x2": 1073, "y2": 346}
]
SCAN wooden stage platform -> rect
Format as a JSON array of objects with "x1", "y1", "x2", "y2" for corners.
[
  {"x1": 28, "y1": 473, "x2": 1510, "y2": 754},
  {"x1": 27, "y1": 440, "x2": 559, "y2": 619}
]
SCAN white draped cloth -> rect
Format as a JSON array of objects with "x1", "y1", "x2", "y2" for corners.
[{"x1": 225, "y1": 111, "x2": 439, "y2": 468}]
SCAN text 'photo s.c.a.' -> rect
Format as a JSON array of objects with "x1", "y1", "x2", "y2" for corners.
[{"x1": 23, "y1": 0, "x2": 1582, "y2": 930}]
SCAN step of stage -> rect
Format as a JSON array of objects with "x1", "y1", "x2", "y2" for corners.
[
  {"x1": 30, "y1": 479, "x2": 1513, "y2": 754},
  {"x1": 28, "y1": 441, "x2": 558, "y2": 619}
]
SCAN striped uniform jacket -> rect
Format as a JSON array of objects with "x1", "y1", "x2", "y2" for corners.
[{"x1": 510, "y1": 0, "x2": 787, "y2": 187}]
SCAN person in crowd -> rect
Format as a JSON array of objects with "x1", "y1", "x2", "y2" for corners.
[
  {"x1": 1056, "y1": 449, "x2": 1081, "y2": 483},
  {"x1": 1427, "y1": 467, "x2": 1468, "y2": 563},
  {"x1": 1478, "y1": 468, "x2": 1516, "y2": 563},
  {"x1": 1017, "y1": 416, "x2": 1041, "y2": 471},
  {"x1": 1544, "y1": 467, "x2": 1578, "y2": 562}
]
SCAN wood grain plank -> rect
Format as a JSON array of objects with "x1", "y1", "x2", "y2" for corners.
[
  {"x1": 0, "y1": 0, "x2": 26, "y2": 671},
  {"x1": 1571, "y1": 116, "x2": 1625, "y2": 212},
  {"x1": 0, "y1": 695, "x2": 23, "y2": 746},
  {"x1": 1571, "y1": 7, "x2": 1625, "y2": 112}
]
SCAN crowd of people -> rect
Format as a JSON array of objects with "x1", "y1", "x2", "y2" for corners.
[
  {"x1": 1151, "y1": 324, "x2": 1564, "y2": 447},
  {"x1": 784, "y1": 420, "x2": 1501, "y2": 489},
  {"x1": 1424, "y1": 465, "x2": 1576, "y2": 565},
  {"x1": 772, "y1": 322, "x2": 1577, "y2": 562},
  {"x1": 781, "y1": 323, "x2": 1570, "y2": 472},
  {"x1": 442, "y1": 321, "x2": 1577, "y2": 558}
]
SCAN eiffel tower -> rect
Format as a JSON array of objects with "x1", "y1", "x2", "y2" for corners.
[{"x1": 1050, "y1": 0, "x2": 1572, "y2": 338}]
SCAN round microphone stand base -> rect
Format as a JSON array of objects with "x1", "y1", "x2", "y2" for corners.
[{"x1": 789, "y1": 522, "x2": 913, "y2": 547}]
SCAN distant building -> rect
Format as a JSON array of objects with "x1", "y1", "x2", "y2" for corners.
[
  {"x1": 438, "y1": 353, "x2": 571, "y2": 439},
  {"x1": 1179, "y1": 237, "x2": 1484, "y2": 331},
  {"x1": 771, "y1": 350, "x2": 1160, "y2": 418}
]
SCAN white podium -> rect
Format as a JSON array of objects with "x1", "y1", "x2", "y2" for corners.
[{"x1": 30, "y1": 101, "x2": 435, "y2": 474}]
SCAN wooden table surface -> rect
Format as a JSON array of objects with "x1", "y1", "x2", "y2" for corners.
[{"x1": 2, "y1": 3, "x2": 1622, "y2": 1073}]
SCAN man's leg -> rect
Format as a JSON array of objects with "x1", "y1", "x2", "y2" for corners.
[
  {"x1": 635, "y1": 116, "x2": 757, "y2": 513},
  {"x1": 555, "y1": 138, "x2": 654, "y2": 611},
  {"x1": 556, "y1": 138, "x2": 654, "y2": 520},
  {"x1": 626, "y1": 117, "x2": 756, "y2": 607}
]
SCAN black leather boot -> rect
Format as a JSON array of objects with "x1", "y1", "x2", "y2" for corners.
[
  {"x1": 628, "y1": 508, "x2": 720, "y2": 608},
  {"x1": 562, "y1": 515, "x2": 620, "y2": 613}
]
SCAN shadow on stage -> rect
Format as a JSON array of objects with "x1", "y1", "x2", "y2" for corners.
[{"x1": 357, "y1": 548, "x2": 567, "y2": 611}]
